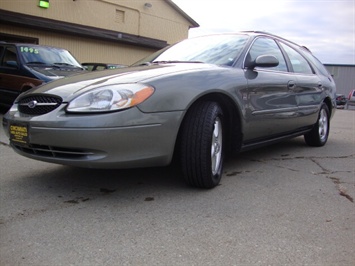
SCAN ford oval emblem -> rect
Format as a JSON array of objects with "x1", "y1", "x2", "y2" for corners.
[{"x1": 27, "y1": 100, "x2": 38, "y2": 109}]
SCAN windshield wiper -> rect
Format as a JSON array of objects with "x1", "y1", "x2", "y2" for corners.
[
  {"x1": 26, "y1": 61, "x2": 46, "y2": 65},
  {"x1": 26, "y1": 62, "x2": 61, "y2": 68},
  {"x1": 27, "y1": 62, "x2": 82, "y2": 69}
]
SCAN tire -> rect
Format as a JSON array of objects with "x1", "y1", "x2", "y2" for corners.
[
  {"x1": 304, "y1": 103, "x2": 330, "y2": 147},
  {"x1": 180, "y1": 101, "x2": 224, "y2": 188}
]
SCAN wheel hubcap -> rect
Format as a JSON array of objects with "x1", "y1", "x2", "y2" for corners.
[
  {"x1": 318, "y1": 109, "x2": 328, "y2": 141},
  {"x1": 211, "y1": 117, "x2": 222, "y2": 175}
]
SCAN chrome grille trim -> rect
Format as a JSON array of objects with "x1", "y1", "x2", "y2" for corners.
[{"x1": 18, "y1": 94, "x2": 63, "y2": 115}]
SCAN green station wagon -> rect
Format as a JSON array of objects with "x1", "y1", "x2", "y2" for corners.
[{"x1": 2, "y1": 32, "x2": 336, "y2": 188}]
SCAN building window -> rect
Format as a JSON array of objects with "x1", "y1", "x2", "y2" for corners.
[
  {"x1": 115, "y1": 9, "x2": 125, "y2": 23},
  {"x1": 0, "y1": 33, "x2": 38, "y2": 44}
]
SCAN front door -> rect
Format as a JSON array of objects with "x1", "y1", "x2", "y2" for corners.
[{"x1": 243, "y1": 37, "x2": 298, "y2": 142}]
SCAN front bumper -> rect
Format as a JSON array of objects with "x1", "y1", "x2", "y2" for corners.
[{"x1": 3, "y1": 105, "x2": 183, "y2": 169}]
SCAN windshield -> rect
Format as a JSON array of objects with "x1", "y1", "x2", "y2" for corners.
[
  {"x1": 133, "y1": 34, "x2": 249, "y2": 66},
  {"x1": 18, "y1": 45, "x2": 82, "y2": 68}
]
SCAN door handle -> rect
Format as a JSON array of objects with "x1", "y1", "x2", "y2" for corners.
[{"x1": 288, "y1": 81, "x2": 296, "y2": 90}]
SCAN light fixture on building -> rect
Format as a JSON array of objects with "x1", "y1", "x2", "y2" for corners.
[
  {"x1": 38, "y1": 0, "x2": 49, "y2": 9},
  {"x1": 144, "y1": 3, "x2": 152, "y2": 8}
]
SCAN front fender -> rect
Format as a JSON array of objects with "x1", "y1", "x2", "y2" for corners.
[{"x1": 138, "y1": 68, "x2": 247, "y2": 113}]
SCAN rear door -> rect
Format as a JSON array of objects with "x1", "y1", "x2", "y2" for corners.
[{"x1": 278, "y1": 42, "x2": 323, "y2": 126}]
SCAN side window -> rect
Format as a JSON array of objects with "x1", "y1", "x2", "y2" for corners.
[
  {"x1": 96, "y1": 65, "x2": 106, "y2": 71},
  {"x1": 246, "y1": 38, "x2": 287, "y2": 72},
  {"x1": 279, "y1": 43, "x2": 313, "y2": 74},
  {"x1": 85, "y1": 65, "x2": 94, "y2": 71},
  {"x1": 1, "y1": 47, "x2": 19, "y2": 68}
]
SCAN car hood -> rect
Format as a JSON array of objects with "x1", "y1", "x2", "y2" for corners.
[
  {"x1": 24, "y1": 65, "x2": 86, "y2": 82},
  {"x1": 20, "y1": 63, "x2": 218, "y2": 101},
  {"x1": 30, "y1": 66, "x2": 86, "y2": 78}
]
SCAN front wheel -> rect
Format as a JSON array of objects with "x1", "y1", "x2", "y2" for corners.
[
  {"x1": 304, "y1": 103, "x2": 330, "y2": 146},
  {"x1": 180, "y1": 101, "x2": 224, "y2": 189}
]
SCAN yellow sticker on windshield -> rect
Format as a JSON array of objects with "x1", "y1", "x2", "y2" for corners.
[{"x1": 20, "y1": 47, "x2": 39, "y2": 54}]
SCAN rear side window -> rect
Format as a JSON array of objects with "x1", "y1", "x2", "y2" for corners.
[
  {"x1": 301, "y1": 48, "x2": 330, "y2": 77},
  {"x1": 279, "y1": 43, "x2": 313, "y2": 74},
  {"x1": 246, "y1": 37, "x2": 287, "y2": 72}
]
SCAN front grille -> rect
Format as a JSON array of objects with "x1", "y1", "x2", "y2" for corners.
[
  {"x1": 18, "y1": 94, "x2": 63, "y2": 115},
  {"x1": 12, "y1": 143, "x2": 94, "y2": 159}
]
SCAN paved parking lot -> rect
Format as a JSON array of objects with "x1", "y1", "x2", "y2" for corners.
[{"x1": 0, "y1": 110, "x2": 354, "y2": 266}]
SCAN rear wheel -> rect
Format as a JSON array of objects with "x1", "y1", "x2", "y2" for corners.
[
  {"x1": 304, "y1": 103, "x2": 330, "y2": 146},
  {"x1": 180, "y1": 101, "x2": 224, "y2": 188}
]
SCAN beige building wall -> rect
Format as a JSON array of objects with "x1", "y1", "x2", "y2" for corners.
[
  {"x1": 1, "y1": 0, "x2": 193, "y2": 44},
  {"x1": 1, "y1": 25, "x2": 156, "y2": 65},
  {"x1": 0, "y1": 0, "x2": 198, "y2": 64}
]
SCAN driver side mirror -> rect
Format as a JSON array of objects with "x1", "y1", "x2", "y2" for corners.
[{"x1": 245, "y1": 55, "x2": 279, "y2": 70}]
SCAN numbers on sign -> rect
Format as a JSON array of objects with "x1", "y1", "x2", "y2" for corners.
[{"x1": 20, "y1": 46, "x2": 39, "y2": 54}]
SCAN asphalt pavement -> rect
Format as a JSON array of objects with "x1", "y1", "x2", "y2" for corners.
[{"x1": 0, "y1": 109, "x2": 354, "y2": 266}]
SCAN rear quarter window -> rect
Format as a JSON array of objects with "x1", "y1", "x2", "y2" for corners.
[{"x1": 300, "y1": 48, "x2": 330, "y2": 77}]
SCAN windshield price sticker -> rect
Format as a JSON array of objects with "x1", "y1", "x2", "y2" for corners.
[
  {"x1": 20, "y1": 47, "x2": 39, "y2": 54},
  {"x1": 10, "y1": 124, "x2": 29, "y2": 146}
]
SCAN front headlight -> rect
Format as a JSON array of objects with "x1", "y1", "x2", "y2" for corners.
[{"x1": 66, "y1": 84, "x2": 154, "y2": 113}]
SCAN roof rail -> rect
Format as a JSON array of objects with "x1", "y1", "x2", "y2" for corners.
[{"x1": 241, "y1": 30, "x2": 308, "y2": 50}]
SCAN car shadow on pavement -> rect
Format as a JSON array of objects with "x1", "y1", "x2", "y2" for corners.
[
  {"x1": 9, "y1": 137, "x2": 306, "y2": 199},
  {"x1": 0, "y1": 135, "x2": 335, "y2": 228},
  {"x1": 8, "y1": 137, "x2": 309, "y2": 193},
  {"x1": 1, "y1": 135, "x2": 314, "y2": 209},
  {"x1": 0, "y1": 163, "x2": 190, "y2": 225},
  {"x1": 28, "y1": 163, "x2": 189, "y2": 198}
]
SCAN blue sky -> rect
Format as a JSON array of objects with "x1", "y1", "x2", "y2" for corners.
[{"x1": 172, "y1": 0, "x2": 355, "y2": 65}]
